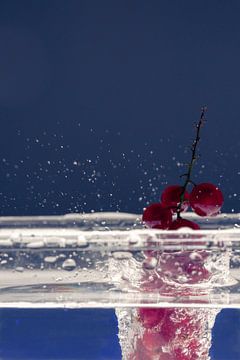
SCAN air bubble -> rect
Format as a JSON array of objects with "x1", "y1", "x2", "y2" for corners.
[
  {"x1": 143, "y1": 257, "x2": 158, "y2": 270},
  {"x1": 189, "y1": 252, "x2": 203, "y2": 261},
  {"x1": 27, "y1": 241, "x2": 45, "y2": 249},
  {"x1": 15, "y1": 266, "x2": 24, "y2": 272},
  {"x1": 77, "y1": 235, "x2": 88, "y2": 248},
  {"x1": 127, "y1": 234, "x2": 141, "y2": 245},
  {"x1": 112, "y1": 252, "x2": 133, "y2": 260},
  {"x1": 62, "y1": 258, "x2": 77, "y2": 271},
  {"x1": 44, "y1": 256, "x2": 58, "y2": 264},
  {"x1": 0, "y1": 240, "x2": 13, "y2": 247}
]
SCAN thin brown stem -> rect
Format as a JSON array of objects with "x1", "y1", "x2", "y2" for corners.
[{"x1": 176, "y1": 106, "x2": 207, "y2": 219}]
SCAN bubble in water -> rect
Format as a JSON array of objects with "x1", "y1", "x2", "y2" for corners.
[
  {"x1": 44, "y1": 256, "x2": 58, "y2": 264},
  {"x1": 62, "y1": 258, "x2": 77, "y2": 271},
  {"x1": 127, "y1": 234, "x2": 141, "y2": 245},
  {"x1": 27, "y1": 241, "x2": 45, "y2": 249},
  {"x1": 112, "y1": 251, "x2": 133, "y2": 260},
  {"x1": 0, "y1": 239, "x2": 13, "y2": 247},
  {"x1": 143, "y1": 256, "x2": 158, "y2": 270},
  {"x1": 77, "y1": 235, "x2": 89, "y2": 248},
  {"x1": 15, "y1": 266, "x2": 24, "y2": 272},
  {"x1": 189, "y1": 252, "x2": 203, "y2": 261}
]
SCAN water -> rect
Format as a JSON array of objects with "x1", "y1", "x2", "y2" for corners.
[
  {"x1": 1, "y1": 212, "x2": 240, "y2": 359},
  {"x1": 116, "y1": 307, "x2": 219, "y2": 359}
]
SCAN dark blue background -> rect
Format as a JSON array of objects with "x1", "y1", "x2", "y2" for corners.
[
  {"x1": 0, "y1": 0, "x2": 240, "y2": 216},
  {"x1": 0, "y1": 1, "x2": 240, "y2": 359}
]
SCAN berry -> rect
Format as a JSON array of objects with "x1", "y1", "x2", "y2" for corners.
[
  {"x1": 142, "y1": 330, "x2": 165, "y2": 352},
  {"x1": 159, "y1": 308, "x2": 176, "y2": 342},
  {"x1": 161, "y1": 185, "x2": 189, "y2": 212},
  {"x1": 189, "y1": 182, "x2": 224, "y2": 217},
  {"x1": 183, "y1": 261, "x2": 210, "y2": 283},
  {"x1": 169, "y1": 218, "x2": 200, "y2": 230},
  {"x1": 142, "y1": 203, "x2": 172, "y2": 229},
  {"x1": 136, "y1": 109, "x2": 219, "y2": 360},
  {"x1": 138, "y1": 308, "x2": 166, "y2": 328}
]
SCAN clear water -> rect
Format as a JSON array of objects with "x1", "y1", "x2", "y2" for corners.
[
  {"x1": 0, "y1": 212, "x2": 239, "y2": 308},
  {"x1": 1, "y1": 212, "x2": 240, "y2": 359},
  {"x1": 116, "y1": 307, "x2": 219, "y2": 360}
]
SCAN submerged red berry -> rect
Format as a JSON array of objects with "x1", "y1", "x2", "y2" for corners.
[
  {"x1": 142, "y1": 203, "x2": 172, "y2": 229},
  {"x1": 161, "y1": 185, "x2": 189, "y2": 212},
  {"x1": 169, "y1": 218, "x2": 200, "y2": 230},
  {"x1": 138, "y1": 308, "x2": 166, "y2": 328},
  {"x1": 189, "y1": 182, "x2": 223, "y2": 217}
]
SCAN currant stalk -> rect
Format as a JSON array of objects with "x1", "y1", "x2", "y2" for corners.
[{"x1": 176, "y1": 106, "x2": 207, "y2": 219}]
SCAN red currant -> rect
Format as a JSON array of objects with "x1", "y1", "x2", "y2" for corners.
[
  {"x1": 142, "y1": 203, "x2": 172, "y2": 229},
  {"x1": 183, "y1": 261, "x2": 210, "y2": 283},
  {"x1": 138, "y1": 308, "x2": 166, "y2": 328},
  {"x1": 169, "y1": 218, "x2": 200, "y2": 230},
  {"x1": 161, "y1": 185, "x2": 189, "y2": 212},
  {"x1": 137, "y1": 109, "x2": 218, "y2": 360},
  {"x1": 142, "y1": 330, "x2": 165, "y2": 352},
  {"x1": 189, "y1": 182, "x2": 223, "y2": 217}
]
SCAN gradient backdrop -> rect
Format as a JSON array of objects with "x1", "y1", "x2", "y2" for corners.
[{"x1": 0, "y1": 1, "x2": 240, "y2": 359}]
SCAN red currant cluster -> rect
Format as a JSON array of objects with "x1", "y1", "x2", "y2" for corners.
[
  {"x1": 131, "y1": 109, "x2": 224, "y2": 360},
  {"x1": 142, "y1": 182, "x2": 224, "y2": 231},
  {"x1": 142, "y1": 108, "x2": 224, "y2": 231},
  {"x1": 135, "y1": 307, "x2": 208, "y2": 360}
]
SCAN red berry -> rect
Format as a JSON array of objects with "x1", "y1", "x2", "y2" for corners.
[
  {"x1": 183, "y1": 261, "x2": 210, "y2": 283},
  {"x1": 132, "y1": 339, "x2": 153, "y2": 360},
  {"x1": 160, "y1": 308, "x2": 176, "y2": 342},
  {"x1": 142, "y1": 330, "x2": 165, "y2": 352},
  {"x1": 161, "y1": 185, "x2": 189, "y2": 212},
  {"x1": 174, "y1": 347, "x2": 198, "y2": 360},
  {"x1": 138, "y1": 308, "x2": 166, "y2": 328},
  {"x1": 142, "y1": 203, "x2": 172, "y2": 229},
  {"x1": 190, "y1": 182, "x2": 224, "y2": 216},
  {"x1": 169, "y1": 218, "x2": 200, "y2": 230}
]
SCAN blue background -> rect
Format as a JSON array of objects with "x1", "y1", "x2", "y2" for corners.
[
  {"x1": 0, "y1": 308, "x2": 239, "y2": 360},
  {"x1": 0, "y1": 1, "x2": 240, "y2": 359},
  {"x1": 0, "y1": 309, "x2": 239, "y2": 360}
]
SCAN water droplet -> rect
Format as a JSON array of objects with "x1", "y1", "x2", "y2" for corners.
[
  {"x1": 143, "y1": 257, "x2": 158, "y2": 270},
  {"x1": 15, "y1": 266, "x2": 24, "y2": 272},
  {"x1": 77, "y1": 235, "x2": 88, "y2": 248},
  {"x1": 127, "y1": 233, "x2": 141, "y2": 245},
  {"x1": 189, "y1": 252, "x2": 203, "y2": 261},
  {"x1": 112, "y1": 251, "x2": 133, "y2": 260},
  {"x1": 27, "y1": 241, "x2": 44, "y2": 249},
  {"x1": 62, "y1": 258, "x2": 77, "y2": 271},
  {"x1": 44, "y1": 256, "x2": 58, "y2": 264},
  {"x1": 0, "y1": 239, "x2": 13, "y2": 247}
]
